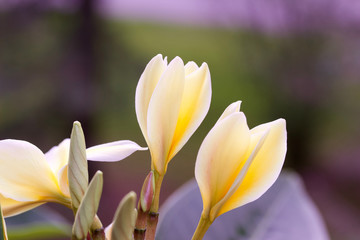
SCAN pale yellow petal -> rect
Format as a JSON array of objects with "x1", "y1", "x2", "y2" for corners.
[
  {"x1": 216, "y1": 101, "x2": 241, "y2": 124},
  {"x1": 147, "y1": 57, "x2": 185, "y2": 174},
  {"x1": 45, "y1": 138, "x2": 70, "y2": 176},
  {"x1": 58, "y1": 166, "x2": 70, "y2": 197},
  {"x1": 211, "y1": 129, "x2": 269, "y2": 220},
  {"x1": 86, "y1": 140, "x2": 147, "y2": 162},
  {"x1": 135, "y1": 54, "x2": 167, "y2": 145},
  {"x1": 168, "y1": 62, "x2": 211, "y2": 160},
  {"x1": 184, "y1": 61, "x2": 199, "y2": 75},
  {"x1": 0, "y1": 140, "x2": 61, "y2": 202},
  {"x1": 195, "y1": 112, "x2": 250, "y2": 218},
  {"x1": 217, "y1": 119, "x2": 287, "y2": 217},
  {"x1": 0, "y1": 194, "x2": 44, "y2": 217}
]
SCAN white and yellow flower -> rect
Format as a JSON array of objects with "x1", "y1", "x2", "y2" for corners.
[
  {"x1": 136, "y1": 54, "x2": 211, "y2": 175},
  {"x1": 0, "y1": 138, "x2": 146, "y2": 217},
  {"x1": 194, "y1": 101, "x2": 287, "y2": 230}
]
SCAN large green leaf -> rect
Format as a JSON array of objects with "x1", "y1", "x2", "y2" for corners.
[{"x1": 157, "y1": 171, "x2": 329, "y2": 240}]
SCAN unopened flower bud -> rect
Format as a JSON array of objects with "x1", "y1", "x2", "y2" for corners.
[{"x1": 140, "y1": 171, "x2": 155, "y2": 212}]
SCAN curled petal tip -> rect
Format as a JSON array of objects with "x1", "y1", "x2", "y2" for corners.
[
  {"x1": 171, "y1": 56, "x2": 184, "y2": 66},
  {"x1": 73, "y1": 121, "x2": 81, "y2": 127},
  {"x1": 200, "y1": 62, "x2": 209, "y2": 69},
  {"x1": 229, "y1": 101, "x2": 242, "y2": 113},
  {"x1": 234, "y1": 100, "x2": 242, "y2": 108},
  {"x1": 276, "y1": 118, "x2": 286, "y2": 125}
]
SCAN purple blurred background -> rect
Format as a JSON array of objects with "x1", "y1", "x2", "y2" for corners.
[{"x1": 1, "y1": 0, "x2": 359, "y2": 239}]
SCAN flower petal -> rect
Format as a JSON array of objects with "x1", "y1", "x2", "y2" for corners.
[
  {"x1": 45, "y1": 138, "x2": 70, "y2": 176},
  {"x1": 184, "y1": 61, "x2": 199, "y2": 75},
  {"x1": 147, "y1": 57, "x2": 185, "y2": 174},
  {"x1": 216, "y1": 101, "x2": 241, "y2": 124},
  {"x1": 195, "y1": 112, "x2": 250, "y2": 219},
  {"x1": 58, "y1": 166, "x2": 70, "y2": 197},
  {"x1": 135, "y1": 54, "x2": 167, "y2": 145},
  {"x1": 0, "y1": 140, "x2": 61, "y2": 202},
  {"x1": 168, "y1": 62, "x2": 212, "y2": 160},
  {"x1": 217, "y1": 119, "x2": 287, "y2": 216},
  {"x1": 212, "y1": 129, "x2": 269, "y2": 220},
  {"x1": 0, "y1": 194, "x2": 44, "y2": 217},
  {"x1": 86, "y1": 140, "x2": 147, "y2": 162}
]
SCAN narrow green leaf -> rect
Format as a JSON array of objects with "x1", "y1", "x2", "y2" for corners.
[
  {"x1": 8, "y1": 224, "x2": 70, "y2": 240},
  {"x1": 68, "y1": 121, "x2": 89, "y2": 212},
  {"x1": 72, "y1": 171, "x2": 103, "y2": 239},
  {"x1": 111, "y1": 191, "x2": 137, "y2": 240},
  {"x1": 0, "y1": 204, "x2": 8, "y2": 240}
]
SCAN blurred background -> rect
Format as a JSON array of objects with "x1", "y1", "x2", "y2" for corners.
[{"x1": 1, "y1": 0, "x2": 359, "y2": 239}]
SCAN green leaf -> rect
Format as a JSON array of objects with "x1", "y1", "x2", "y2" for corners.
[
  {"x1": 110, "y1": 191, "x2": 137, "y2": 240},
  {"x1": 68, "y1": 121, "x2": 89, "y2": 212},
  {"x1": 72, "y1": 171, "x2": 103, "y2": 239},
  {"x1": 157, "y1": 171, "x2": 330, "y2": 240},
  {"x1": 5, "y1": 205, "x2": 71, "y2": 240},
  {"x1": 0, "y1": 204, "x2": 8, "y2": 240}
]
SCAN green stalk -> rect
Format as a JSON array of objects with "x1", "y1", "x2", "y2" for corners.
[
  {"x1": 191, "y1": 215, "x2": 212, "y2": 240},
  {"x1": 145, "y1": 171, "x2": 164, "y2": 240}
]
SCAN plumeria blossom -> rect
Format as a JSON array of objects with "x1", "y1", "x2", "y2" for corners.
[
  {"x1": 0, "y1": 138, "x2": 146, "y2": 217},
  {"x1": 136, "y1": 54, "x2": 211, "y2": 175},
  {"x1": 195, "y1": 101, "x2": 287, "y2": 222}
]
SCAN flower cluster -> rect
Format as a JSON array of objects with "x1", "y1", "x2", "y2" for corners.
[{"x1": 0, "y1": 54, "x2": 286, "y2": 240}]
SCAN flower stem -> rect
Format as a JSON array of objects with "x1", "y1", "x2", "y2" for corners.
[
  {"x1": 145, "y1": 212, "x2": 159, "y2": 240},
  {"x1": 134, "y1": 204, "x2": 148, "y2": 240},
  {"x1": 145, "y1": 171, "x2": 164, "y2": 240},
  {"x1": 191, "y1": 215, "x2": 212, "y2": 240},
  {"x1": 150, "y1": 171, "x2": 164, "y2": 213}
]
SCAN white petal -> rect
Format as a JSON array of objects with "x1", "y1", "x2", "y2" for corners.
[
  {"x1": 147, "y1": 57, "x2": 185, "y2": 174},
  {"x1": 168, "y1": 62, "x2": 212, "y2": 161},
  {"x1": 135, "y1": 54, "x2": 167, "y2": 145},
  {"x1": 195, "y1": 112, "x2": 250, "y2": 218},
  {"x1": 0, "y1": 140, "x2": 60, "y2": 202},
  {"x1": 45, "y1": 138, "x2": 70, "y2": 176},
  {"x1": 86, "y1": 140, "x2": 147, "y2": 162}
]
